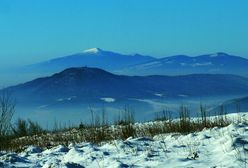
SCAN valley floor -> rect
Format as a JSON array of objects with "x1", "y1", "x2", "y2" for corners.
[{"x1": 0, "y1": 113, "x2": 248, "y2": 168}]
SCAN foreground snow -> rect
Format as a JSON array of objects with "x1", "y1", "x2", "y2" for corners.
[{"x1": 0, "y1": 113, "x2": 248, "y2": 168}]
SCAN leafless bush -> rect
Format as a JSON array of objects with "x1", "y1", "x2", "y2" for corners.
[
  {"x1": 115, "y1": 107, "x2": 135, "y2": 126},
  {"x1": 0, "y1": 103, "x2": 234, "y2": 152},
  {"x1": 155, "y1": 108, "x2": 172, "y2": 121},
  {"x1": 0, "y1": 91, "x2": 15, "y2": 136},
  {"x1": 0, "y1": 91, "x2": 15, "y2": 150},
  {"x1": 12, "y1": 118, "x2": 44, "y2": 137}
]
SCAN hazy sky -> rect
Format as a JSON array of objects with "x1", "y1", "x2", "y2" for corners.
[{"x1": 0, "y1": 0, "x2": 248, "y2": 67}]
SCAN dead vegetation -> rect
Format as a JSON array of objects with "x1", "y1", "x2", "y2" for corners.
[{"x1": 0, "y1": 101, "x2": 235, "y2": 152}]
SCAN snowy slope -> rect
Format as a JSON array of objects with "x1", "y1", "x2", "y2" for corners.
[{"x1": 0, "y1": 113, "x2": 248, "y2": 168}]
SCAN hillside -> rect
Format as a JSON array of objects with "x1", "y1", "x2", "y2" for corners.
[
  {"x1": 122, "y1": 52, "x2": 248, "y2": 76},
  {"x1": 3, "y1": 67, "x2": 248, "y2": 106},
  {"x1": 0, "y1": 113, "x2": 247, "y2": 167},
  {"x1": 25, "y1": 50, "x2": 248, "y2": 77}
]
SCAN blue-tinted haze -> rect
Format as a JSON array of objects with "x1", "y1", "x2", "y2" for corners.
[{"x1": 0, "y1": 0, "x2": 248, "y2": 68}]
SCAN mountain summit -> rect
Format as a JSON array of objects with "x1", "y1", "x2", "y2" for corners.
[
  {"x1": 24, "y1": 48, "x2": 155, "y2": 74},
  {"x1": 4, "y1": 67, "x2": 248, "y2": 106},
  {"x1": 209, "y1": 52, "x2": 229, "y2": 57},
  {"x1": 13, "y1": 49, "x2": 248, "y2": 88},
  {"x1": 83, "y1": 48, "x2": 103, "y2": 54}
]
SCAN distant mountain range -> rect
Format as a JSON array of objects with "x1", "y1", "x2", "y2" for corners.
[
  {"x1": 1, "y1": 48, "x2": 246, "y2": 87},
  {"x1": 3, "y1": 67, "x2": 248, "y2": 107},
  {"x1": 121, "y1": 52, "x2": 248, "y2": 76},
  {"x1": 23, "y1": 48, "x2": 155, "y2": 74},
  {"x1": 22, "y1": 48, "x2": 248, "y2": 77}
]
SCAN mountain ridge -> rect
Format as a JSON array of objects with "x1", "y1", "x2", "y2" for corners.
[
  {"x1": 25, "y1": 49, "x2": 248, "y2": 77},
  {"x1": 3, "y1": 48, "x2": 248, "y2": 87},
  {"x1": 122, "y1": 52, "x2": 248, "y2": 76},
  {"x1": 3, "y1": 67, "x2": 248, "y2": 107}
]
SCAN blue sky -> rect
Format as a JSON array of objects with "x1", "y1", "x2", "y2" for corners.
[{"x1": 0, "y1": 0, "x2": 248, "y2": 67}]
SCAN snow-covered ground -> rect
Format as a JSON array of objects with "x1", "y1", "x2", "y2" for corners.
[{"x1": 0, "y1": 113, "x2": 248, "y2": 168}]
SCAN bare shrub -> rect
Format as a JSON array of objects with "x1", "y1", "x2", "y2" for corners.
[
  {"x1": 12, "y1": 118, "x2": 44, "y2": 138},
  {"x1": 83, "y1": 107, "x2": 110, "y2": 144},
  {"x1": 0, "y1": 91, "x2": 15, "y2": 150},
  {"x1": 114, "y1": 107, "x2": 136, "y2": 139},
  {"x1": 0, "y1": 91, "x2": 15, "y2": 136},
  {"x1": 0, "y1": 103, "x2": 234, "y2": 152},
  {"x1": 155, "y1": 108, "x2": 172, "y2": 121},
  {"x1": 115, "y1": 107, "x2": 135, "y2": 126}
]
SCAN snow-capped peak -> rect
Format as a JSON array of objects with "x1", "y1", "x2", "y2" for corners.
[
  {"x1": 83, "y1": 48, "x2": 102, "y2": 54},
  {"x1": 209, "y1": 52, "x2": 228, "y2": 57}
]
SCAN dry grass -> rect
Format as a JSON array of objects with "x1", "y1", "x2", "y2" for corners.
[{"x1": 0, "y1": 104, "x2": 234, "y2": 152}]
